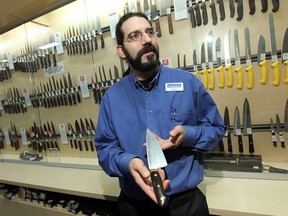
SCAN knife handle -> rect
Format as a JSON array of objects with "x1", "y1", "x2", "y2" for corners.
[
  {"x1": 229, "y1": 0, "x2": 235, "y2": 18},
  {"x1": 235, "y1": 66, "x2": 243, "y2": 90},
  {"x1": 238, "y1": 135, "x2": 243, "y2": 153},
  {"x1": 194, "y1": 4, "x2": 202, "y2": 26},
  {"x1": 279, "y1": 133, "x2": 285, "y2": 148},
  {"x1": 154, "y1": 19, "x2": 162, "y2": 37},
  {"x1": 259, "y1": 60, "x2": 268, "y2": 84},
  {"x1": 201, "y1": 2, "x2": 208, "y2": 25},
  {"x1": 193, "y1": 71, "x2": 200, "y2": 79},
  {"x1": 78, "y1": 139, "x2": 83, "y2": 151},
  {"x1": 271, "y1": 60, "x2": 280, "y2": 86},
  {"x1": 89, "y1": 139, "x2": 95, "y2": 151},
  {"x1": 284, "y1": 60, "x2": 288, "y2": 84},
  {"x1": 167, "y1": 14, "x2": 174, "y2": 34},
  {"x1": 248, "y1": 134, "x2": 254, "y2": 153},
  {"x1": 84, "y1": 139, "x2": 89, "y2": 151},
  {"x1": 225, "y1": 64, "x2": 234, "y2": 87},
  {"x1": 227, "y1": 134, "x2": 233, "y2": 153},
  {"x1": 261, "y1": 0, "x2": 268, "y2": 13},
  {"x1": 210, "y1": 1, "x2": 218, "y2": 25},
  {"x1": 249, "y1": 0, "x2": 256, "y2": 15},
  {"x1": 245, "y1": 65, "x2": 254, "y2": 89},
  {"x1": 217, "y1": 0, "x2": 225, "y2": 21},
  {"x1": 100, "y1": 35, "x2": 105, "y2": 48},
  {"x1": 217, "y1": 65, "x2": 225, "y2": 88},
  {"x1": 188, "y1": 6, "x2": 197, "y2": 28},
  {"x1": 236, "y1": 0, "x2": 243, "y2": 21},
  {"x1": 201, "y1": 68, "x2": 208, "y2": 89},
  {"x1": 271, "y1": 130, "x2": 277, "y2": 147},
  {"x1": 150, "y1": 170, "x2": 169, "y2": 208},
  {"x1": 207, "y1": 67, "x2": 215, "y2": 90},
  {"x1": 272, "y1": 0, "x2": 279, "y2": 13}
]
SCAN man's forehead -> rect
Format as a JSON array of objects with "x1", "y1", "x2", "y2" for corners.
[{"x1": 122, "y1": 16, "x2": 150, "y2": 32}]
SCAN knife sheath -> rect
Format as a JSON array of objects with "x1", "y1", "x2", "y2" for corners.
[{"x1": 151, "y1": 170, "x2": 169, "y2": 208}]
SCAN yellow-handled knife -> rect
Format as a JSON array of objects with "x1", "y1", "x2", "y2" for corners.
[
  {"x1": 257, "y1": 35, "x2": 268, "y2": 84},
  {"x1": 215, "y1": 37, "x2": 225, "y2": 88},
  {"x1": 234, "y1": 29, "x2": 243, "y2": 90},
  {"x1": 207, "y1": 30, "x2": 215, "y2": 90},
  {"x1": 282, "y1": 27, "x2": 288, "y2": 84},
  {"x1": 244, "y1": 27, "x2": 254, "y2": 89},
  {"x1": 224, "y1": 29, "x2": 234, "y2": 88},
  {"x1": 192, "y1": 49, "x2": 200, "y2": 79},
  {"x1": 200, "y1": 42, "x2": 208, "y2": 89}
]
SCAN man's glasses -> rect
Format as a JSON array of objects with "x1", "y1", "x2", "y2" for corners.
[{"x1": 124, "y1": 27, "x2": 158, "y2": 42}]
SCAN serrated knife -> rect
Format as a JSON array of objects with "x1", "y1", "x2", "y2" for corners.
[{"x1": 146, "y1": 128, "x2": 169, "y2": 208}]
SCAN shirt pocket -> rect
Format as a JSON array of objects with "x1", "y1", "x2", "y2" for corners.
[{"x1": 161, "y1": 112, "x2": 197, "y2": 132}]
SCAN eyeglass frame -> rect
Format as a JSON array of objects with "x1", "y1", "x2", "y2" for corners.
[{"x1": 123, "y1": 27, "x2": 158, "y2": 43}]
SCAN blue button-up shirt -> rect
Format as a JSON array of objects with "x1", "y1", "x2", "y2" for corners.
[{"x1": 95, "y1": 64, "x2": 225, "y2": 199}]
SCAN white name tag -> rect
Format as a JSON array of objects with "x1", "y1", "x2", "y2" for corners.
[{"x1": 165, "y1": 82, "x2": 184, "y2": 91}]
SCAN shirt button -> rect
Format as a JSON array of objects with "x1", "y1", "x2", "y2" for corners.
[{"x1": 149, "y1": 110, "x2": 153, "y2": 113}]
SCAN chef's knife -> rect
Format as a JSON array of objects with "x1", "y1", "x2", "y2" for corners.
[
  {"x1": 268, "y1": 13, "x2": 280, "y2": 86},
  {"x1": 80, "y1": 118, "x2": 89, "y2": 151},
  {"x1": 285, "y1": 99, "x2": 288, "y2": 132},
  {"x1": 150, "y1": 0, "x2": 161, "y2": 37},
  {"x1": 216, "y1": 0, "x2": 225, "y2": 21},
  {"x1": 215, "y1": 37, "x2": 225, "y2": 88},
  {"x1": 257, "y1": 35, "x2": 268, "y2": 84},
  {"x1": 229, "y1": 0, "x2": 235, "y2": 18},
  {"x1": 243, "y1": 98, "x2": 254, "y2": 153},
  {"x1": 96, "y1": 15, "x2": 105, "y2": 48},
  {"x1": 276, "y1": 114, "x2": 285, "y2": 148},
  {"x1": 188, "y1": 1, "x2": 196, "y2": 28},
  {"x1": 207, "y1": 30, "x2": 215, "y2": 90},
  {"x1": 244, "y1": 27, "x2": 254, "y2": 89},
  {"x1": 75, "y1": 120, "x2": 83, "y2": 151},
  {"x1": 270, "y1": 118, "x2": 277, "y2": 147},
  {"x1": 272, "y1": 0, "x2": 279, "y2": 13},
  {"x1": 200, "y1": 42, "x2": 208, "y2": 89},
  {"x1": 146, "y1": 128, "x2": 169, "y2": 208},
  {"x1": 224, "y1": 29, "x2": 234, "y2": 88},
  {"x1": 249, "y1": 0, "x2": 255, "y2": 15},
  {"x1": 234, "y1": 29, "x2": 243, "y2": 90},
  {"x1": 224, "y1": 106, "x2": 233, "y2": 153},
  {"x1": 233, "y1": 106, "x2": 243, "y2": 153},
  {"x1": 261, "y1": 0, "x2": 268, "y2": 13},
  {"x1": 159, "y1": 0, "x2": 173, "y2": 34},
  {"x1": 201, "y1": 0, "x2": 208, "y2": 25},
  {"x1": 210, "y1": 0, "x2": 217, "y2": 25},
  {"x1": 282, "y1": 27, "x2": 288, "y2": 84},
  {"x1": 85, "y1": 118, "x2": 94, "y2": 151},
  {"x1": 236, "y1": 0, "x2": 243, "y2": 21}
]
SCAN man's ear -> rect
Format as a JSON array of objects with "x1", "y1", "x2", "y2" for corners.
[{"x1": 117, "y1": 45, "x2": 125, "y2": 59}]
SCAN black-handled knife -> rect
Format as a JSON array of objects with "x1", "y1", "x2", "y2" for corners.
[
  {"x1": 229, "y1": 0, "x2": 235, "y2": 18},
  {"x1": 217, "y1": 0, "x2": 225, "y2": 21},
  {"x1": 210, "y1": 0, "x2": 218, "y2": 25},
  {"x1": 194, "y1": 0, "x2": 202, "y2": 26},
  {"x1": 249, "y1": 0, "x2": 256, "y2": 15},
  {"x1": 224, "y1": 107, "x2": 233, "y2": 153},
  {"x1": 261, "y1": 0, "x2": 268, "y2": 13},
  {"x1": 272, "y1": 0, "x2": 279, "y2": 13},
  {"x1": 236, "y1": 0, "x2": 243, "y2": 21},
  {"x1": 201, "y1": 0, "x2": 208, "y2": 25},
  {"x1": 188, "y1": 1, "x2": 196, "y2": 28}
]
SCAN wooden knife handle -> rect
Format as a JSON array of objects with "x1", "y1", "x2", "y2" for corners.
[
  {"x1": 167, "y1": 14, "x2": 173, "y2": 34},
  {"x1": 150, "y1": 170, "x2": 169, "y2": 208},
  {"x1": 155, "y1": 19, "x2": 162, "y2": 37}
]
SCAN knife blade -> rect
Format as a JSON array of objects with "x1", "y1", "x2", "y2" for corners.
[
  {"x1": 285, "y1": 99, "x2": 288, "y2": 132},
  {"x1": 276, "y1": 114, "x2": 285, "y2": 148},
  {"x1": 272, "y1": 0, "x2": 279, "y2": 13},
  {"x1": 229, "y1": 0, "x2": 235, "y2": 18},
  {"x1": 193, "y1": 49, "x2": 200, "y2": 79},
  {"x1": 159, "y1": 0, "x2": 173, "y2": 34},
  {"x1": 210, "y1": 0, "x2": 217, "y2": 25},
  {"x1": 96, "y1": 15, "x2": 105, "y2": 48},
  {"x1": 150, "y1": 0, "x2": 161, "y2": 37},
  {"x1": 50, "y1": 121, "x2": 59, "y2": 150},
  {"x1": 257, "y1": 34, "x2": 268, "y2": 84},
  {"x1": 268, "y1": 13, "x2": 280, "y2": 86},
  {"x1": 188, "y1": 1, "x2": 196, "y2": 28},
  {"x1": 144, "y1": 0, "x2": 151, "y2": 23},
  {"x1": 146, "y1": 128, "x2": 169, "y2": 208},
  {"x1": 201, "y1": 0, "x2": 208, "y2": 25},
  {"x1": 233, "y1": 106, "x2": 243, "y2": 153},
  {"x1": 200, "y1": 42, "x2": 208, "y2": 89},
  {"x1": 194, "y1": 0, "x2": 202, "y2": 26},
  {"x1": 244, "y1": 27, "x2": 254, "y2": 89},
  {"x1": 68, "y1": 72, "x2": 77, "y2": 105},
  {"x1": 236, "y1": 0, "x2": 243, "y2": 21},
  {"x1": 224, "y1": 29, "x2": 234, "y2": 88},
  {"x1": 85, "y1": 118, "x2": 95, "y2": 151},
  {"x1": 224, "y1": 106, "x2": 233, "y2": 153},
  {"x1": 60, "y1": 77, "x2": 68, "y2": 105},
  {"x1": 136, "y1": 0, "x2": 142, "y2": 12},
  {"x1": 216, "y1": 0, "x2": 225, "y2": 21},
  {"x1": 234, "y1": 28, "x2": 243, "y2": 90},
  {"x1": 249, "y1": 0, "x2": 255, "y2": 15},
  {"x1": 270, "y1": 118, "x2": 277, "y2": 147},
  {"x1": 63, "y1": 75, "x2": 72, "y2": 106},
  {"x1": 282, "y1": 27, "x2": 288, "y2": 84},
  {"x1": 80, "y1": 118, "x2": 89, "y2": 151},
  {"x1": 243, "y1": 98, "x2": 254, "y2": 153},
  {"x1": 75, "y1": 120, "x2": 83, "y2": 151},
  {"x1": 215, "y1": 37, "x2": 225, "y2": 88},
  {"x1": 207, "y1": 30, "x2": 215, "y2": 90},
  {"x1": 67, "y1": 123, "x2": 74, "y2": 148},
  {"x1": 261, "y1": 0, "x2": 268, "y2": 13}
]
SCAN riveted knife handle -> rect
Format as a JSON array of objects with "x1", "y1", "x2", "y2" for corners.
[
  {"x1": 272, "y1": 0, "x2": 279, "y2": 13},
  {"x1": 279, "y1": 133, "x2": 285, "y2": 148},
  {"x1": 217, "y1": 65, "x2": 225, "y2": 88},
  {"x1": 201, "y1": 68, "x2": 208, "y2": 89},
  {"x1": 155, "y1": 19, "x2": 162, "y2": 37},
  {"x1": 284, "y1": 60, "x2": 288, "y2": 84},
  {"x1": 227, "y1": 133, "x2": 233, "y2": 153},
  {"x1": 235, "y1": 66, "x2": 243, "y2": 90},
  {"x1": 217, "y1": 0, "x2": 225, "y2": 21},
  {"x1": 271, "y1": 130, "x2": 277, "y2": 147},
  {"x1": 259, "y1": 60, "x2": 268, "y2": 84},
  {"x1": 238, "y1": 135, "x2": 243, "y2": 153},
  {"x1": 261, "y1": 0, "x2": 268, "y2": 13},
  {"x1": 207, "y1": 67, "x2": 215, "y2": 90},
  {"x1": 271, "y1": 60, "x2": 280, "y2": 86},
  {"x1": 248, "y1": 134, "x2": 254, "y2": 153},
  {"x1": 201, "y1": 2, "x2": 208, "y2": 25},
  {"x1": 194, "y1": 3, "x2": 202, "y2": 26},
  {"x1": 210, "y1": 1, "x2": 218, "y2": 25},
  {"x1": 249, "y1": 0, "x2": 256, "y2": 15},
  {"x1": 246, "y1": 65, "x2": 254, "y2": 89},
  {"x1": 100, "y1": 34, "x2": 105, "y2": 49},
  {"x1": 225, "y1": 64, "x2": 234, "y2": 87},
  {"x1": 236, "y1": 0, "x2": 243, "y2": 21},
  {"x1": 151, "y1": 170, "x2": 169, "y2": 208},
  {"x1": 167, "y1": 14, "x2": 173, "y2": 34},
  {"x1": 229, "y1": 0, "x2": 235, "y2": 18}
]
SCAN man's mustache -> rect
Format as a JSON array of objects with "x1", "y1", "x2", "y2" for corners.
[{"x1": 137, "y1": 45, "x2": 157, "y2": 58}]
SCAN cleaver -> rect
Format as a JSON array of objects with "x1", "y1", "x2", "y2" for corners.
[{"x1": 146, "y1": 128, "x2": 169, "y2": 208}]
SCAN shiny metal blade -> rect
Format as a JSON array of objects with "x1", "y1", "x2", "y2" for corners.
[
  {"x1": 146, "y1": 129, "x2": 167, "y2": 169},
  {"x1": 96, "y1": 15, "x2": 102, "y2": 34},
  {"x1": 201, "y1": 42, "x2": 206, "y2": 68},
  {"x1": 224, "y1": 106, "x2": 230, "y2": 128},
  {"x1": 233, "y1": 106, "x2": 241, "y2": 135},
  {"x1": 144, "y1": 0, "x2": 151, "y2": 19},
  {"x1": 207, "y1": 30, "x2": 214, "y2": 63},
  {"x1": 257, "y1": 35, "x2": 266, "y2": 63},
  {"x1": 276, "y1": 114, "x2": 282, "y2": 133},
  {"x1": 233, "y1": 29, "x2": 241, "y2": 67},
  {"x1": 150, "y1": 0, "x2": 158, "y2": 20},
  {"x1": 224, "y1": 29, "x2": 231, "y2": 66},
  {"x1": 268, "y1": 13, "x2": 277, "y2": 57},
  {"x1": 282, "y1": 28, "x2": 288, "y2": 62},
  {"x1": 244, "y1": 27, "x2": 252, "y2": 66},
  {"x1": 243, "y1": 98, "x2": 252, "y2": 135},
  {"x1": 215, "y1": 37, "x2": 222, "y2": 66},
  {"x1": 285, "y1": 99, "x2": 288, "y2": 132}
]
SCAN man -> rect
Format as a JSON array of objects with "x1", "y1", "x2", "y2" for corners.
[{"x1": 95, "y1": 12, "x2": 225, "y2": 216}]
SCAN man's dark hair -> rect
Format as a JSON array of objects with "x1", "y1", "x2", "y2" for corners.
[{"x1": 115, "y1": 12, "x2": 149, "y2": 45}]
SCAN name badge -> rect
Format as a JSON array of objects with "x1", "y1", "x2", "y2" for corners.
[{"x1": 165, "y1": 82, "x2": 184, "y2": 92}]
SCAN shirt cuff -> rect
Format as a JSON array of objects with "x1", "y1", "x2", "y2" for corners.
[{"x1": 181, "y1": 125, "x2": 197, "y2": 147}]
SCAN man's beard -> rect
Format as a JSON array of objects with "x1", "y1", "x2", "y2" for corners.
[{"x1": 122, "y1": 44, "x2": 159, "y2": 71}]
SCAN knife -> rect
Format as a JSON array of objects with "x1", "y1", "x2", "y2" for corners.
[
  {"x1": 96, "y1": 15, "x2": 105, "y2": 48},
  {"x1": 282, "y1": 27, "x2": 288, "y2": 84},
  {"x1": 216, "y1": 0, "x2": 225, "y2": 21},
  {"x1": 201, "y1": 0, "x2": 208, "y2": 25},
  {"x1": 268, "y1": 13, "x2": 280, "y2": 86},
  {"x1": 234, "y1": 29, "x2": 243, "y2": 90},
  {"x1": 244, "y1": 27, "x2": 254, "y2": 89},
  {"x1": 207, "y1": 30, "x2": 215, "y2": 90},
  {"x1": 243, "y1": 98, "x2": 254, "y2": 153},
  {"x1": 85, "y1": 118, "x2": 94, "y2": 151},
  {"x1": 67, "y1": 123, "x2": 74, "y2": 148},
  {"x1": 146, "y1": 128, "x2": 169, "y2": 208},
  {"x1": 229, "y1": 0, "x2": 235, "y2": 18},
  {"x1": 257, "y1": 35, "x2": 268, "y2": 84},
  {"x1": 270, "y1": 118, "x2": 277, "y2": 147},
  {"x1": 80, "y1": 118, "x2": 89, "y2": 151},
  {"x1": 63, "y1": 75, "x2": 72, "y2": 105},
  {"x1": 194, "y1": 0, "x2": 202, "y2": 26},
  {"x1": 51, "y1": 121, "x2": 59, "y2": 150},
  {"x1": 224, "y1": 106, "x2": 233, "y2": 153},
  {"x1": 233, "y1": 106, "x2": 243, "y2": 153},
  {"x1": 159, "y1": 0, "x2": 173, "y2": 34},
  {"x1": 150, "y1": 0, "x2": 161, "y2": 37},
  {"x1": 276, "y1": 114, "x2": 285, "y2": 148},
  {"x1": 285, "y1": 99, "x2": 288, "y2": 133},
  {"x1": 192, "y1": 49, "x2": 200, "y2": 79},
  {"x1": 60, "y1": 77, "x2": 68, "y2": 105},
  {"x1": 210, "y1": 0, "x2": 217, "y2": 25},
  {"x1": 200, "y1": 42, "x2": 208, "y2": 89},
  {"x1": 68, "y1": 122, "x2": 78, "y2": 149},
  {"x1": 249, "y1": 0, "x2": 255, "y2": 15},
  {"x1": 261, "y1": 0, "x2": 268, "y2": 13},
  {"x1": 188, "y1": 1, "x2": 196, "y2": 28},
  {"x1": 46, "y1": 121, "x2": 55, "y2": 149},
  {"x1": 75, "y1": 120, "x2": 83, "y2": 151},
  {"x1": 272, "y1": 0, "x2": 280, "y2": 13},
  {"x1": 236, "y1": 0, "x2": 243, "y2": 21},
  {"x1": 68, "y1": 72, "x2": 77, "y2": 105},
  {"x1": 144, "y1": 0, "x2": 152, "y2": 25},
  {"x1": 224, "y1": 29, "x2": 234, "y2": 88},
  {"x1": 215, "y1": 37, "x2": 225, "y2": 88}
]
